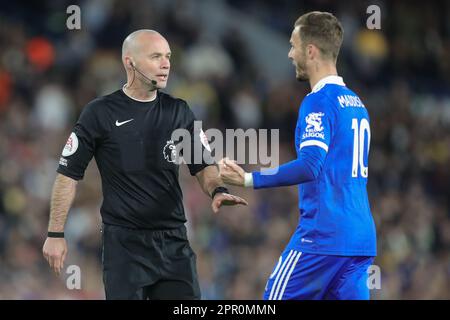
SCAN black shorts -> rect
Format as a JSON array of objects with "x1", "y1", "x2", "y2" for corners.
[{"x1": 101, "y1": 223, "x2": 201, "y2": 300}]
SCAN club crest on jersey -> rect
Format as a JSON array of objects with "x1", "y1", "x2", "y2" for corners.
[
  {"x1": 303, "y1": 112, "x2": 325, "y2": 139},
  {"x1": 163, "y1": 140, "x2": 177, "y2": 163},
  {"x1": 62, "y1": 132, "x2": 79, "y2": 157}
]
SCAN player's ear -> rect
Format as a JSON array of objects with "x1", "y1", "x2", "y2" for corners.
[
  {"x1": 306, "y1": 44, "x2": 313, "y2": 58},
  {"x1": 307, "y1": 44, "x2": 317, "y2": 60}
]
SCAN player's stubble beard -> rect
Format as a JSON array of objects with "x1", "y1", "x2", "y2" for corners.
[{"x1": 295, "y1": 49, "x2": 309, "y2": 82}]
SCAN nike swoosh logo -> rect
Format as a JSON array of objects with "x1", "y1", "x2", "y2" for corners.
[{"x1": 115, "y1": 119, "x2": 134, "y2": 127}]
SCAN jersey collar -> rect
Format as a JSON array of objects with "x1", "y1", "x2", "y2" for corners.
[
  {"x1": 122, "y1": 84, "x2": 158, "y2": 102},
  {"x1": 311, "y1": 75, "x2": 345, "y2": 93}
]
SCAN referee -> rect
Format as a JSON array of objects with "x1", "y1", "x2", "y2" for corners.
[{"x1": 42, "y1": 30, "x2": 247, "y2": 300}]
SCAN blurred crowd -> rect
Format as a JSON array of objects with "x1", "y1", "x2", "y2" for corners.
[{"x1": 0, "y1": 0, "x2": 449, "y2": 299}]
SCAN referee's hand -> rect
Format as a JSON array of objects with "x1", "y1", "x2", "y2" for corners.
[
  {"x1": 43, "y1": 237, "x2": 67, "y2": 275},
  {"x1": 212, "y1": 193, "x2": 248, "y2": 214}
]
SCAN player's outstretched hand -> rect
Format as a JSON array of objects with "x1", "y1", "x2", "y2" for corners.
[
  {"x1": 218, "y1": 157, "x2": 246, "y2": 186},
  {"x1": 43, "y1": 237, "x2": 67, "y2": 276},
  {"x1": 211, "y1": 192, "x2": 248, "y2": 213}
]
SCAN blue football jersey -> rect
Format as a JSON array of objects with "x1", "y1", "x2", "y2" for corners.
[{"x1": 289, "y1": 76, "x2": 377, "y2": 256}]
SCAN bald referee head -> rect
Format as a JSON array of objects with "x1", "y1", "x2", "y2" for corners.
[{"x1": 122, "y1": 30, "x2": 171, "y2": 95}]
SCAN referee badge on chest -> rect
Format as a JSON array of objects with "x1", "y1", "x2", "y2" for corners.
[{"x1": 163, "y1": 140, "x2": 177, "y2": 163}]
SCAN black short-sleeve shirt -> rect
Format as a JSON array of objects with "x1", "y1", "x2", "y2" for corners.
[{"x1": 57, "y1": 89, "x2": 212, "y2": 229}]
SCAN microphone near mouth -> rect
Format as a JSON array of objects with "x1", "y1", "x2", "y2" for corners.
[{"x1": 132, "y1": 63, "x2": 158, "y2": 86}]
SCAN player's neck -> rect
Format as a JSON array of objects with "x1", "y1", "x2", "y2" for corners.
[
  {"x1": 308, "y1": 63, "x2": 338, "y2": 91},
  {"x1": 123, "y1": 82, "x2": 157, "y2": 102}
]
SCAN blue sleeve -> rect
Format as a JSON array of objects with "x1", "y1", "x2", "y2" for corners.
[
  {"x1": 252, "y1": 146, "x2": 326, "y2": 189},
  {"x1": 252, "y1": 93, "x2": 334, "y2": 189},
  {"x1": 298, "y1": 93, "x2": 333, "y2": 153}
]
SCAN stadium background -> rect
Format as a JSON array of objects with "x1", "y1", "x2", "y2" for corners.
[{"x1": 0, "y1": 0, "x2": 449, "y2": 299}]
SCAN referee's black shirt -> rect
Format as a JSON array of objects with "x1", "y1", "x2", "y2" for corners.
[{"x1": 57, "y1": 89, "x2": 212, "y2": 229}]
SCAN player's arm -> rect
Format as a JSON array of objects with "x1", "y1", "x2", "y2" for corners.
[
  {"x1": 220, "y1": 94, "x2": 333, "y2": 188},
  {"x1": 195, "y1": 165, "x2": 248, "y2": 213},
  {"x1": 219, "y1": 146, "x2": 326, "y2": 188},
  {"x1": 43, "y1": 173, "x2": 77, "y2": 275}
]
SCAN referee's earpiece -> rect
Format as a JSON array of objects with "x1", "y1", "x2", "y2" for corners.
[{"x1": 129, "y1": 60, "x2": 157, "y2": 86}]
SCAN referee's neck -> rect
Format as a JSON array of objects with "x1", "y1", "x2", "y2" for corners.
[{"x1": 123, "y1": 84, "x2": 157, "y2": 102}]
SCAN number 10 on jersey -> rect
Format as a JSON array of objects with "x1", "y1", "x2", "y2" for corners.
[{"x1": 351, "y1": 118, "x2": 370, "y2": 178}]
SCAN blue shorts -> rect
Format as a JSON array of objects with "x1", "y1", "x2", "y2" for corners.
[{"x1": 263, "y1": 249, "x2": 374, "y2": 300}]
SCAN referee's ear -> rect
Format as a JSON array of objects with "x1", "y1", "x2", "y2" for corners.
[{"x1": 124, "y1": 57, "x2": 134, "y2": 69}]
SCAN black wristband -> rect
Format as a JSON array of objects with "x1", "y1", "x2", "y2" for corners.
[
  {"x1": 211, "y1": 186, "x2": 229, "y2": 199},
  {"x1": 47, "y1": 232, "x2": 65, "y2": 238}
]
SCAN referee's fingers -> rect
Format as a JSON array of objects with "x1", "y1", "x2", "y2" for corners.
[
  {"x1": 42, "y1": 250, "x2": 49, "y2": 263},
  {"x1": 48, "y1": 255, "x2": 56, "y2": 272},
  {"x1": 231, "y1": 195, "x2": 248, "y2": 205},
  {"x1": 223, "y1": 194, "x2": 248, "y2": 206},
  {"x1": 51, "y1": 256, "x2": 59, "y2": 274},
  {"x1": 56, "y1": 257, "x2": 63, "y2": 275},
  {"x1": 60, "y1": 250, "x2": 67, "y2": 274},
  {"x1": 43, "y1": 247, "x2": 51, "y2": 265},
  {"x1": 50, "y1": 254, "x2": 62, "y2": 275},
  {"x1": 211, "y1": 200, "x2": 219, "y2": 213}
]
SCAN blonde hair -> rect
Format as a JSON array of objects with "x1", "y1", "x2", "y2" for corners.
[{"x1": 295, "y1": 11, "x2": 344, "y2": 61}]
